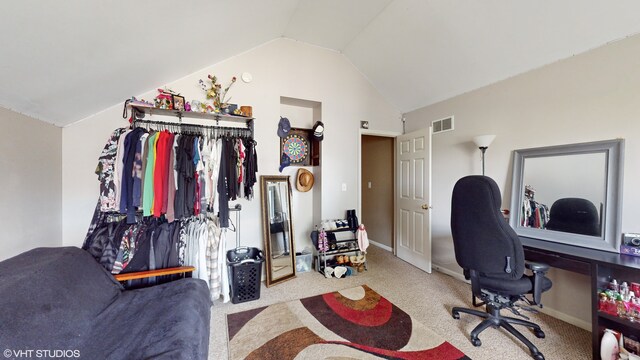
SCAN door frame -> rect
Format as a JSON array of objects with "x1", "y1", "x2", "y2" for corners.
[{"x1": 357, "y1": 129, "x2": 402, "y2": 255}]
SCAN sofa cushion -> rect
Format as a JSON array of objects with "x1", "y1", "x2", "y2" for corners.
[
  {"x1": 85, "y1": 278, "x2": 212, "y2": 359},
  {"x1": 0, "y1": 247, "x2": 123, "y2": 349},
  {"x1": 0, "y1": 246, "x2": 212, "y2": 359}
]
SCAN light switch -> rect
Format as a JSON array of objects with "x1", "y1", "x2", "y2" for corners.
[
  {"x1": 341, "y1": 183, "x2": 347, "y2": 191},
  {"x1": 368, "y1": 181, "x2": 372, "y2": 189}
]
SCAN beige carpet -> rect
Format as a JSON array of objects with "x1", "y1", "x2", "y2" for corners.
[{"x1": 210, "y1": 245, "x2": 591, "y2": 359}]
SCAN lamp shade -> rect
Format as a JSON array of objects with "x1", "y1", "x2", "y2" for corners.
[{"x1": 473, "y1": 135, "x2": 496, "y2": 148}]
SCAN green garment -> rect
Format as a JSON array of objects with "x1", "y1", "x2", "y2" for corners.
[{"x1": 142, "y1": 132, "x2": 158, "y2": 216}]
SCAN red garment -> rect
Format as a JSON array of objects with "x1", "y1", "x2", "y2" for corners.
[
  {"x1": 161, "y1": 132, "x2": 175, "y2": 214},
  {"x1": 152, "y1": 131, "x2": 169, "y2": 217}
]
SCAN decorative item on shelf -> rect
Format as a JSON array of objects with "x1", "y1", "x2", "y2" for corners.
[
  {"x1": 172, "y1": 95, "x2": 185, "y2": 111},
  {"x1": 129, "y1": 96, "x2": 154, "y2": 108},
  {"x1": 226, "y1": 104, "x2": 238, "y2": 115},
  {"x1": 184, "y1": 101, "x2": 191, "y2": 112},
  {"x1": 190, "y1": 100, "x2": 202, "y2": 113},
  {"x1": 240, "y1": 105, "x2": 252, "y2": 117},
  {"x1": 621, "y1": 233, "x2": 640, "y2": 257},
  {"x1": 199, "y1": 74, "x2": 236, "y2": 112},
  {"x1": 154, "y1": 88, "x2": 175, "y2": 109},
  {"x1": 598, "y1": 277, "x2": 640, "y2": 322}
]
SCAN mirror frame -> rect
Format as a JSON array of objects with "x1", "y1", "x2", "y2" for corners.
[
  {"x1": 509, "y1": 139, "x2": 624, "y2": 253},
  {"x1": 260, "y1": 175, "x2": 296, "y2": 287}
]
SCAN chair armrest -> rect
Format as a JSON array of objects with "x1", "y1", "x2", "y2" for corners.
[
  {"x1": 525, "y1": 261, "x2": 549, "y2": 274},
  {"x1": 525, "y1": 262, "x2": 549, "y2": 305},
  {"x1": 113, "y1": 266, "x2": 195, "y2": 282}
]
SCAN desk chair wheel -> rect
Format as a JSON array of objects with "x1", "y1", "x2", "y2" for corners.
[
  {"x1": 470, "y1": 337, "x2": 481, "y2": 347},
  {"x1": 533, "y1": 352, "x2": 545, "y2": 360},
  {"x1": 452, "y1": 310, "x2": 460, "y2": 319},
  {"x1": 534, "y1": 329, "x2": 545, "y2": 338}
]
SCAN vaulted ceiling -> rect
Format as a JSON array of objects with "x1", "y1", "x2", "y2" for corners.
[{"x1": 2, "y1": 0, "x2": 640, "y2": 127}]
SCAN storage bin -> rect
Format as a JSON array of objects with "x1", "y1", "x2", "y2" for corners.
[
  {"x1": 295, "y1": 253, "x2": 313, "y2": 273},
  {"x1": 227, "y1": 247, "x2": 264, "y2": 304}
]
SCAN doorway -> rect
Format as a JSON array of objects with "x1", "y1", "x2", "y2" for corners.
[{"x1": 361, "y1": 135, "x2": 394, "y2": 251}]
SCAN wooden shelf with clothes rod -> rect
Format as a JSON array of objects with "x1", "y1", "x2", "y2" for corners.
[{"x1": 126, "y1": 104, "x2": 255, "y2": 137}]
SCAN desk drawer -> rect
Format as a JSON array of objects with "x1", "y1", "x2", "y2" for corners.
[{"x1": 524, "y1": 248, "x2": 591, "y2": 275}]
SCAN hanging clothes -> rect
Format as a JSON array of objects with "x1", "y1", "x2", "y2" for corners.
[
  {"x1": 356, "y1": 224, "x2": 370, "y2": 253},
  {"x1": 206, "y1": 216, "x2": 222, "y2": 301},
  {"x1": 87, "y1": 121, "x2": 257, "y2": 302},
  {"x1": 114, "y1": 130, "x2": 131, "y2": 211},
  {"x1": 96, "y1": 128, "x2": 127, "y2": 212},
  {"x1": 142, "y1": 131, "x2": 158, "y2": 216},
  {"x1": 243, "y1": 138, "x2": 258, "y2": 200},
  {"x1": 120, "y1": 127, "x2": 146, "y2": 223}
]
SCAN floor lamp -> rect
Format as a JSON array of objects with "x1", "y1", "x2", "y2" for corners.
[{"x1": 473, "y1": 135, "x2": 496, "y2": 176}]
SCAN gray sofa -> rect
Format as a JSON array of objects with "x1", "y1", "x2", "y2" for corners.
[{"x1": 0, "y1": 247, "x2": 211, "y2": 359}]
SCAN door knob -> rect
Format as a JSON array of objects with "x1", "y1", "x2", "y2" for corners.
[{"x1": 421, "y1": 204, "x2": 432, "y2": 210}]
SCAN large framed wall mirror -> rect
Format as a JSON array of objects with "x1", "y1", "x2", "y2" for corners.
[
  {"x1": 260, "y1": 175, "x2": 296, "y2": 287},
  {"x1": 509, "y1": 139, "x2": 624, "y2": 253}
]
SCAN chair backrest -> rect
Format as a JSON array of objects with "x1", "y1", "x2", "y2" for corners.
[
  {"x1": 451, "y1": 176, "x2": 525, "y2": 280},
  {"x1": 546, "y1": 197, "x2": 600, "y2": 236}
]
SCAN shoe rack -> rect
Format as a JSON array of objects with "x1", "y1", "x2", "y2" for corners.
[{"x1": 315, "y1": 227, "x2": 367, "y2": 275}]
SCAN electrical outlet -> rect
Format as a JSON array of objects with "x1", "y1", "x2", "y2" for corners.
[{"x1": 341, "y1": 183, "x2": 347, "y2": 191}]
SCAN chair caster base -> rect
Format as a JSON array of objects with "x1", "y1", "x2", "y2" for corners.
[
  {"x1": 532, "y1": 352, "x2": 545, "y2": 360},
  {"x1": 452, "y1": 311, "x2": 460, "y2": 319},
  {"x1": 470, "y1": 337, "x2": 481, "y2": 347},
  {"x1": 534, "y1": 329, "x2": 545, "y2": 338}
]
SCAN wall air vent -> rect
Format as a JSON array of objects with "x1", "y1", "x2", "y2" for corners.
[{"x1": 432, "y1": 116, "x2": 454, "y2": 134}]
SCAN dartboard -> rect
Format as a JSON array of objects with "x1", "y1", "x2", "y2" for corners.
[{"x1": 282, "y1": 134, "x2": 309, "y2": 163}]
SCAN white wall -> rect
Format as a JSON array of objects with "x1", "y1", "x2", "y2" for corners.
[
  {"x1": 0, "y1": 108, "x2": 62, "y2": 260},
  {"x1": 62, "y1": 38, "x2": 401, "y2": 254},
  {"x1": 404, "y1": 33, "x2": 640, "y2": 329}
]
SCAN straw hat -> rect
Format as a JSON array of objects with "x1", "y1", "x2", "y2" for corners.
[{"x1": 296, "y1": 168, "x2": 314, "y2": 192}]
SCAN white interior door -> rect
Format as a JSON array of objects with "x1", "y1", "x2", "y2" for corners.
[{"x1": 396, "y1": 127, "x2": 431, "y2": 273}]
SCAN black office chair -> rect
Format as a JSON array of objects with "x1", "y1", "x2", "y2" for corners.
[
  {"x1": 450, "y1": 176, "x2": 552, "y2": 360},
  {"x1": 546, "y1": 197, "x2": 600, "y2": 236}
]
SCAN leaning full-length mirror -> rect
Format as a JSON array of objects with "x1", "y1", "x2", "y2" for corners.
[
  {"x1": 509, "y1": 139, "x2": 624, "y2": 253},
  {"x1": 261, "y1": 175, "x2": 296, "y2": 287}
]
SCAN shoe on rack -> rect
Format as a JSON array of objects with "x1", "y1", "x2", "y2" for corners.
[
  {"x1": 330, "y1": 220, "x2": 337, "y2": 229},
  {"x1": 324, "y1": 267, "x2": 334, "y2": 278},
  {"x1": 334, "y1": 266, "x2": 347, "y2": 278}
]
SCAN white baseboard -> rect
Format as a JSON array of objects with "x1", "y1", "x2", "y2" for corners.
[
  {"x1": 433, "y1": 263, "x2": 468, "y2": 283},
  {"x1": 432, "y1": 263, "x2": 592, "y2": 332},
  {"x1": 538, "y1": 306, "x2": 591, "y2": 331},
  {"x1": 369, "y1": 239, "x2": 392, "y2": 252}
]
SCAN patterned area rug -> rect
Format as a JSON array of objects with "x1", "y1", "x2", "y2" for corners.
[{"x1": 227, "y1": 285, "x2": 470, "y2": 359}]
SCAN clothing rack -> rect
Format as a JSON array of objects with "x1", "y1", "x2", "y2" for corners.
[
  {"x1": 132, "y1": 118, "x2": 253, "y2": 139},
  {"x1": 126, "y1": 103, "x2": 255, "y2": 139}
]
